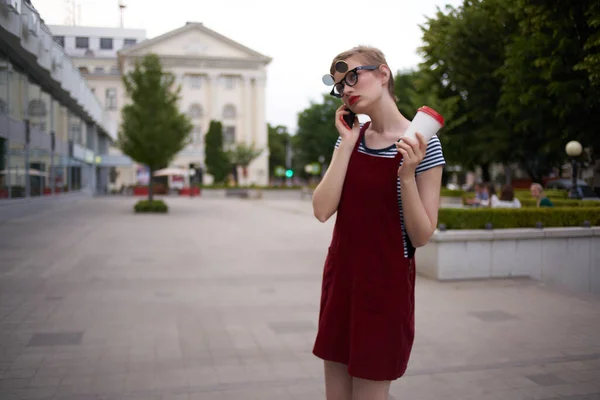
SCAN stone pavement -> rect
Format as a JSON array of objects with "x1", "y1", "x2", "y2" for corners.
[{"x1": 0, "y1": 196, "x2": 599, "y2": 400}]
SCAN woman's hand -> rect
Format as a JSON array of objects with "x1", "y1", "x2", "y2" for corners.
[
  {"x1": 334, "y1": 104, "x2": 360, "y2": 147},
  {"x1": 396, "y1": 133, "x2": 427, "y2": 181}
]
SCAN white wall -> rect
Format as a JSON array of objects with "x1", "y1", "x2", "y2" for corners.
[{"x1": 419, "y1": 227, "x2": 600, "y2": 295}]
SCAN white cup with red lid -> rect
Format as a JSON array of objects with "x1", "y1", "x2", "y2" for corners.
[{"x1": 403, "y1": 106, "x2": 445, "y2": 143}]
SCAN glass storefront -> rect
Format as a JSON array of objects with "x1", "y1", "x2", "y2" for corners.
[
  {"x1": 0, "y1": 54, "x2": 73, "y2": 199},
  {"x1": 0, "y1": 137, "x2": 6, "y2": 198},
  {"x1": 7, "y1": 141, "x2": 26, "y2": 198},
  {"x1": 8, "y1": 67, "x2": 26, "y2": 121},
  {"x1": 0, "y1": 45, "x2": 107, "y2": 200},
  {"x1": 0, "y1": 53, "x2": 7, "y2": 116},
  {"x1": 29, "y1": 148, "x2": 50, "y2": 197}
]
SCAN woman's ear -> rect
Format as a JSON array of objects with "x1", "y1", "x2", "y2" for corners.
[{"x1": 379, "y1": 64, "x2": 390, "y2": 86}]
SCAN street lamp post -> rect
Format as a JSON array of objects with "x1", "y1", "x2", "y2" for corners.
[{"x1": 565, "y1": 140, "x2": 582, "y2": 199}]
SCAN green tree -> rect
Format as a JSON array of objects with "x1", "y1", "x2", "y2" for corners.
[
  {"x1": 419, "y1": 0, "x2": 600, "y2": 182},
  {"x1": 498, "y1": 0, "x2": 600, "y2": 176},
  {"x1": 418, "y1": 0, "x2": 517, "y2": 180},
  {"x1": 268, "y1": 124, "x2": 291, "y2": 178},
  {"x1": 204, "y1": 120, "x2": 230, "y2": 184},
  {"x1": 294, "y1": 94, "x2": 342, "y2": 169},
  {"x1": 228, "y1": 142, "x2": 263, "y2": 185},
  {"x1": 118, "y1": 53, "x2": 192, "y2": 202}
]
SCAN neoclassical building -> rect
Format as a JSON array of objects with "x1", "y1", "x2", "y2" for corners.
[{"x1": 50, "y1": 21, "x2": 272, "y2": 187}]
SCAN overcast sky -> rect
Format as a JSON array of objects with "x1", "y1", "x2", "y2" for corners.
[{"x1": 34, "y1": 0, "x2": 462, "y2": 133}]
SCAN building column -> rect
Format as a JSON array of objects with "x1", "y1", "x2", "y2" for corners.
[
  {"x1": 253, "y1": 75, "x2": 268, "y2": 185},
  {"x1": 243, "y1": 75, "x2": 252, "y2": 144},
  {"x1": 207, "y1": 73, "x2": 220, "y2": 122},
  {"x1": 49, "y1": 100, "x2": 55, "y2": 195},
  {"x1": 88, "y1": 123, "x2": 97, "y2": 195}
]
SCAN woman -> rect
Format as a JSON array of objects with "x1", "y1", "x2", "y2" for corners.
[
  {"x1": 490, "y1": 185, "x2": 521, "y2": 208},
  {"x1": 530, "y1": 183, "x2": 554, "y2": 207},
  {"x1": 312, "y1": 46, "x2": 446, "y2": 399}
]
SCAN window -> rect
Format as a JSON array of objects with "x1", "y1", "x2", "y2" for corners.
[
  {"x1": 188, "y1": 104, "x2": 203, "y2": 119},
  {"x1": 105, "y1": 88, "x2": 117, "y2": 110},
  {"x1": 53, "y1": 36, "x2": 65, "y2": 47},
  {"x1": 223, "y1": 126, "x2": 235, "y2": 145},
  {"x1": 223, "y1": 76, "x2": 235, "y2": 90},
  {"x1": 94, "y1": 67, "x2": 104, "y2": 74},
  {"x1": 78, "y1": 66, "x2": 89, "y2": 74},
  {"x1": 189, "y1": 75, "x2": 202, "y2": 89},
  {"x1": 29, "y1": 99, "x2": 47, "y2": 132},
  {"x1": 110, "y1": 66, "x2": 120, "y2": 74},
  {"x1": 28, "y1": 99, "x2": 46, "y2": 117},
  {"x1": 100, "y1": 38, "x2": 113, "y2": 50},
  {"x1": 222, "y1": 104, "x2": 236, "y2": 119},
  {"x1": 123, "y1": 38, "x2": 137, "y2": 47},
  {"x1": 75, "y1": 37, "x2": 89, "y2": 49},
  {"x1": 191, "y1": 126, "x2": 202, "y2": 144}
]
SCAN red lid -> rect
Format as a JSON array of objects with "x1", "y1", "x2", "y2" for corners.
[{"x1": 418, "y1": 106, "x2": 444, "y2": 126}]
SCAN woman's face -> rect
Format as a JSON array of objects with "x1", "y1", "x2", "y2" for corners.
[{"x1": 332, "y1": 56, "x2": 383, "y2": 112}]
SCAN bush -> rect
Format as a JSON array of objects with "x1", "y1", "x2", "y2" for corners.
[
  {"x1": 440, "y1": 188, "x2": 465, "y2": 197},
  {"x1": 514, "y1": 188, "x2": 568, "y2": 199},
  {"x1": 438, "y1": 207, "x2": 600, "y2": 230},
  {"x1": 134, "y1": 199, "x2": 168, "y2": 213},
  {"x1": 518, "y1": 199, "x2": 600, "y2": 207},
  {"x1": 461, "y1": 194, "x2": 600, "y2": 207}
]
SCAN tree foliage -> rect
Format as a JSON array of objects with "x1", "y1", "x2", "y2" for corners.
[
  {"x1": 228, "y1": 142, "x2": 263, "y2": 184},
  {"x1": 417, "y1": 0, "x2": 600, "y2": 182},
  {"x1": 118, "y1": 53, "x2": 192, "y2": 201},
  {"x1": 204, "y1": 120, "x2": 230, "y2": 184},
  {"x1": 293, "y1": 94, "x2": 343, "y2": 169},
  {"x1": 268, "y1": 124, "x2": 291, "y2": 177}
]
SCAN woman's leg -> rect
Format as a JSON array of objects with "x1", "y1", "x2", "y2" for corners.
[
  {"x1": 351, "y1": 377, "x2": 391, "y2": 400},
  {"x1": 324, "y1": 361, "x2": 353, "y2": 400}
]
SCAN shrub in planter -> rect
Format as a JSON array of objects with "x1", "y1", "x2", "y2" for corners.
[
  {"x1": 134, "y1": 200, "x2": 168, "y2": 213},
  {"x1": 518, "y1": 198, "x2": 600, "y2": 208},
  {"x1": 440, "y1": 189, "x2": 465, "y2": 197},
  {"x1": 514, "y1": 188, "x2": 568, "y2": 199},
  {"x1": 438, "y1": 207, "x2": 600, "y2": 230}
]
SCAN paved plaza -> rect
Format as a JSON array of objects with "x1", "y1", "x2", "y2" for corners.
[{"x1": 1, "y1": 196, "x2": 600, "y2": 400}]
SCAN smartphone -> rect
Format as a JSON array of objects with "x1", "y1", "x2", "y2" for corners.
[{"x1": 343, "y1": 108, "x2": 356, "y2": 129}]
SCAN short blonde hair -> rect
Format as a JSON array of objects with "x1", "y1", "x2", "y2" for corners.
[{"x1": 330, "y1": 45, "x2": 397, "y2": 101}]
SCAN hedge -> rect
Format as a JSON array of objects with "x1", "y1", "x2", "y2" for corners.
[
  {"x1": 517, "y1": 199, "x2": 600, "y2": 208},
  {"x1": 134, "y1": 199, "x2": 168, "y2": 213},
  {"x1": 440, "y1": 189, "x2": 465, "y2": 197},
  {"x1": 461, "y1": 194, "x2": 600, "y2": 208},
  {"x1": 514, "y1": 188, "x2": 568, "y2": 199},
  {"x1": 438, "y1": 207, "x2": 600, "y2": 230}
]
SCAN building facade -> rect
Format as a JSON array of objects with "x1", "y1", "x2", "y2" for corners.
[
  {"x1": 0, "y1": 0, "x2": 116, "y2": 201},
  {"x1": 50, "y1": 21, "x2": 272, "y2": 188}
]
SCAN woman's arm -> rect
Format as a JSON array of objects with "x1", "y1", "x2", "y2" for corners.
[
  {"x1": 396, "y1": 134, "x2": 445, "y2": 247},
  {"x1": 312, "y1": 143, "x2": 354, "y2": 222},
  {"x1": 399, "y1": 167, "x2": 443, "y2": 247},
  {"x1": 312, "y1": 105, "x2": 361, "y2": 222}
]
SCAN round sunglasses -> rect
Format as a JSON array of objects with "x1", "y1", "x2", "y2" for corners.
[{"x1": 322, "y1": 60, "x2": 378, "y2": 98}]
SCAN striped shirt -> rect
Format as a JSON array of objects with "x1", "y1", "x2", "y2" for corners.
[{"x1": 334, "y1": 129, "x2": 446, "y2": 258}]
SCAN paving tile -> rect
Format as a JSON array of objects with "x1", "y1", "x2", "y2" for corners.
[
  {"x1": 26, "y1": 332, "x2": 83, "y2": 347},
  {"x1": 526, "y1": 372, "x2": 567, "y2": 386},
  {"x1": 469, "y1": 310, "x2": 520, "y2": 322},
  {"x1": 268, "y1": 320, "x2": 316, "y2": 334}
]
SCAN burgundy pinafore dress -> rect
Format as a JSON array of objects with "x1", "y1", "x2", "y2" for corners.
[{"x1": 312, "y1": 122, "x2": 416, "y2": 381}]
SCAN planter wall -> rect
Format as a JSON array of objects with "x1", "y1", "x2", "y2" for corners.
[{"x1": 418, "y1": 227, "x2": 600, "y2": 295}]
